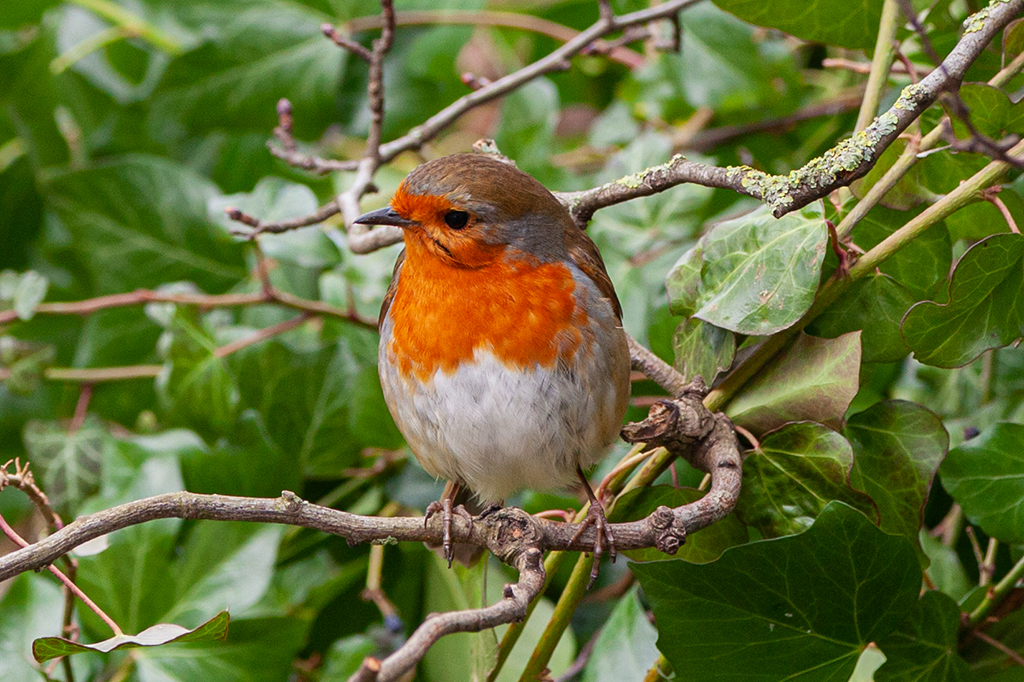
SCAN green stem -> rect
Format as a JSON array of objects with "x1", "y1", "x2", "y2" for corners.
[
  {"x1": 50, "y1": 25, "x2": 129, "y2": 74},
  {"x1": 67, "y1": 0, "x2": 183, "y2": 54},
  {"x1": 968, "y1": 553, "x2": 1024, "y2": 626},
  {"x1": 487, "y1": 549, "x2": 570, "y2": 682},
  {"x1": 855, "y1": 0, "x2": 901, "y2": 133},
  {"x1": 512, "y1": 444, "x2": 680, "y2": 681},
  {"x1": 516, "y1": 553, "x2": 594, "y2": 682},
  {"x1": 991, "y1": 49, "x2": 1024, "y2": 88}
]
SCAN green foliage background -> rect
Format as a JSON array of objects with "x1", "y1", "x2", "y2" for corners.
[{"x1": 2, "y1": 0, "x2": 1024, "y2": 681}]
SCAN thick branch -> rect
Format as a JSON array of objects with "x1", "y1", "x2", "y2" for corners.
[{"x1": 0, "y1": 386, "x2": 739, "y2": 682}]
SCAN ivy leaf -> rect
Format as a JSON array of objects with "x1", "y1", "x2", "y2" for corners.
[
  {"x1": 633, "y1": 502, "x2": 921, "y2": 682},
  {"x1": 149, "y1": 4, "x2": 344, "y2": 137},
  {"x1": 902, "y1": 233, "x2": 1024, "y2": 368},
  {"x1": 157, "y1": 311, "x2": 240, "y2": 436},
  {"x1": 951, "y1": 83, "x2": 1024, "y2": 139},
  {"x1": 726, "y1": 332, "x2": 862, "y2": 435},
  {"x1": 581, "y1": 586, "x2": 659, "y2": 682},
  {"x1": 712, "y1": 0, "x2": 884, "y2": 49},
  {"x1": 854, "y1": 206, "x2": 952, "y2": 300},
  {"x1": 940, "y1": 422, "x2": 1024, "y2": 544},
  {"x1": 42, "y1": 156, "x2": 247, "y2": 295},
  {"x1": 665, "y1": 204, "x2": 828, "y2": 336},
  {"x1": 807, "y1": 274, "x2": 916, "y2": 363},
  {"x1": 845, "y1": 401, "x2": 948, "y2": 559},
  {"x1": 33, "y1": 611, "x2": 229, "y2": 663},
  {"x1": 735, "y1": 422, "x2": 878, "y2": 538},
  {"x1": 22, "y1": 416, "x2": 110, "y2": 516},
  {"x1": 671, "y1": 317, "x2": 735, "y2": 384},
  {"x1": 0, "y1": 574, "x2": 64, "y2": 681},
  {"x1": 8, "y1": 270, "x2": 48, "y2": 320},
  {"x1": 874, "y1": 591, "x2": 972, "y2": 682}
]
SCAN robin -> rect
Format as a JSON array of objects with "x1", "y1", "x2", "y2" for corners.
[{"x1": 355, "y1": 153, "x2": 631, "y2": 579}]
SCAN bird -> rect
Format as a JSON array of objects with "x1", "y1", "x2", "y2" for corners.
[{"x1": 355, "y1": 153, "x2": 631, "y2": 581}]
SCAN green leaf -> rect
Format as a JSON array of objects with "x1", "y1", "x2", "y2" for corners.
[
  {"x1": 632, "y1": 502, "x2": 921, "y2": 682},
  {"x1": 494, "y1": 79, "x2": 560, "y2": 179},
  {"x1": 851, "y1": 139, "x2": 929, "y2": 211},
  {"x1": 232, "y1": 331, "x2": 401, "y2": 478},
  {"x1": 665, "y1": 203, "x2": 828, "y2": 335},
  {"x1": 611, "y1": 486, "x2": 748, "y2": 563},
  {"x1": 32, "y1": 611, "x2": 229, "y2": 662},
  {"x1": 875, "y1": 591, "x2": 972, "y2": 682},
  {"x1": 940, "y1": 422, "x2": 1024, "y2": 544},
  {"x1": 951, "y1": 83, "x2": 1024, "y2": 139},
  {"x1": 423, "y1": 555, "x2": 576, "y2": 682},
  {"x1": 157, "y1": 311, "x2": 240, "y2": 435},
  {"x1": 1, "y1": 269, "x2": 49, "y2": 320},
  {"x1": 726, "y1": 332, "x2": 862, "y2": 435},
  {"x1": 845, "y1": 401, "x2": 948, "y2": 558},
  {"x1": 920, "y1": 533, "x2": 972, "y2": 602},
  {"x1": 735, "y1": 422, "x2": 878, "y2": 538},
  {"x1": 150, "y1": 4, "x2": 343, "y2": 137},
  {"x1": 854, "y1": 206, "x2": 952, "y2": 300},
  {"x1": 902, "y1": 233, "x2": 1024, "y2": 368},
  {"x1": 712, "y1": 0, "x2": 884, "y2": 49},
  {"x1": 632, "y1": 4, "x2": 800, "y2": 119},
  {"x1": 320, "y1": 635, "x2": 377, "y2": 682},
  {"x1": 133, "y1": 617, "x2": 308, "y2": 682},
  {"x1": 808, "y1": 274, "x2": 916, "y2": 363},
  {"x1": 181, "y1": 411, "x2": 300, "y2": 498},
  {"x1": 671, "y1": 317, "x2": 735, "y2": 384},
  {"x1": 42, "y1": 155, "x2": 247, "y2": 295},
  {"x1": 581, "y1": 586, "x2": 659, "y2": 682},
  {"x1": 0, "y1": 574, "x2": 64, "y2": 681},
  {"x1": 0, "y1": 0, "x2": 59, "y2": 29},
  {"x1": 22, "y1": 415, "x2": 110, "y2": 515}
]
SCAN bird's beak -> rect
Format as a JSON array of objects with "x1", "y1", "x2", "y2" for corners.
[{"x1": 353, "y1": 206, "x2": 417, "y2": 229}]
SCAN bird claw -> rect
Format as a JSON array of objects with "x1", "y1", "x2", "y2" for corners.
[
  {"x1": 570, "y1": 501, "x2": 617, "y2": 589},
  {"x1": 425, "y1": 499, "x2": 473, "y2": 568}
]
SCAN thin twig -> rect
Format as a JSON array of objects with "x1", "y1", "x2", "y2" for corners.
[
  {"x1": 0, "y1": 286, "x2": 374, "y2": 329},
  {"x1": 0, "y1": 511, "x2": 122, "y2": 636},
  {"x1": 345, "y1": 10, "x2": 644, "y2": 68},
  {"x1": 973, "y1": 630, "x2": 1024, "y2": 669},
  {"x1": 68, "y1": 384, "x2": 93, "y2": 434}
]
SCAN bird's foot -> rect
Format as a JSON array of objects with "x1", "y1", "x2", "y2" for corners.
[
  {"x1": 425, "y1": 499, "x2": 473, "y2": 568},
  {"x1": 570, "y1": 501, "x2": 617, "y2": 588}
]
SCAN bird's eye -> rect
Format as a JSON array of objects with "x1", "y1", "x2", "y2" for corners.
[{"x1": 443, "y1": 210, "x2": 469, "y2": 230}]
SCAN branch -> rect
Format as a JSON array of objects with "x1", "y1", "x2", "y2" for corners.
[
  {"x1": 344, "y1": 10, "x2": 644, "y2": 69},
  {"x1": 256, "y1": 0, "x2": 702, "y2": 243},
  {"x1": 559, "y1": 0, "x2": 1024, "y2": 222},
  {"x1": 0, "y1": 390, "x2": 740, "y2": 682},
  {"x1": 0, "y1": 287, "x2": 374, "y2": 329}
]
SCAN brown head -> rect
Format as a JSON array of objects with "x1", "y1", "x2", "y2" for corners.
[{"x1": 354, "y1": 154, "x2": 575, "y2": 268}]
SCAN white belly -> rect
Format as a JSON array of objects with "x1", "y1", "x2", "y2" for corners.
[{"x1": 378, "y1": 345, "x2": 627, "y2": 503}]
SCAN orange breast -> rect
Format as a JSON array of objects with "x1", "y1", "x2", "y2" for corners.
[{"x1": 386, "y1": 241, "x2": 588, "y2": 382}]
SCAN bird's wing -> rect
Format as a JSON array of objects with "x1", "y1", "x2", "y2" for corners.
[
  {"x1": 379, "y1": 248, "x2": 406, "y2": 332},
  {"x1": 565, "y1": 226, "x2": 623, "y2": 322}
]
